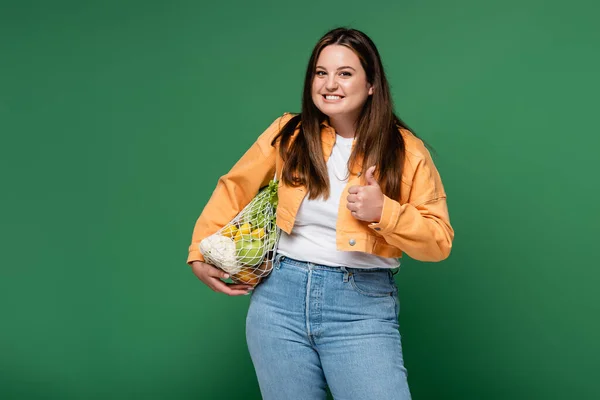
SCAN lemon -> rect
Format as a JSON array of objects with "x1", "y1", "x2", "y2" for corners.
[
  {"x1": 251, "y1": 227, "x2": 265, "y2": 239},
  {"x1": 222, "y1": 224, "x2": 238, "y2": 238},
  {"x1": 234, "y1": 230, "x2": 252, "y2": 243},
  {"x1": 239, "y1": 222, "x2": 252, "y2": 235}
]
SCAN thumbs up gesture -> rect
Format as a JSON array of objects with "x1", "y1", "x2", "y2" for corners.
[{"x1": 346, "y1": 165, "x2": 384, "y2": 223}]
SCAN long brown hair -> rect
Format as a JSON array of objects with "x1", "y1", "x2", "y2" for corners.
[{"x1": 273, "y1": 27, "x2": 413, "y2": 200}]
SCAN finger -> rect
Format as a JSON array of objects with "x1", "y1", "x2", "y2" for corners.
[
  {"x1": 205, "y1": 265, "x2": 230, "y2": 280},
  {"x1": 346, "y1": 202, "x2": 358, "y2": 212},
  {"x1": 347, "y1": 194, "x2": 359, "y2": 203},
  {"x1": 348, "y1": 185, "x2": 361, "y2": 194},
  {"x1": 191, "y1": 261, "x2": 227, "y2": 279},
  {"x1": 226, "y1": 283, "x2": 255, "y2": 290},
  {"x1": 211, "y1": 279, "x2": 252, "y2": 296},
  {"x1": 365, "y1": 165, "x2": 378, "y2": 186}
]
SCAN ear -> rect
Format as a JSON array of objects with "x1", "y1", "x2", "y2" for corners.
[{"x1": 368, "y1": 86, "x2": 374, "y2": 95}]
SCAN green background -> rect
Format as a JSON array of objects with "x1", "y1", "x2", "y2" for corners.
[{"x1": 1, "y1": 0, "x2": 598, "y2": 398}]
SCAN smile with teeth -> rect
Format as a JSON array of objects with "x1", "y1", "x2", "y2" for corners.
[{"x1": 324, "y1": 95, "x2": 344, "y2": 100}]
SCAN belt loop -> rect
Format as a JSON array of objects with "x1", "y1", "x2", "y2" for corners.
[{"x1": 340, "y1": 266, "x2": 350, "y2": 283}]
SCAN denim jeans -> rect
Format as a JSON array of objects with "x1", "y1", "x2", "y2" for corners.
[{"x1": 246, "y1": 254, "x2": 411, "y2": 400}]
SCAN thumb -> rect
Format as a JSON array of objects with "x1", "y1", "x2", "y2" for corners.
[{"x1": 365, "y1": 165, "x2": 378, "y2": 186}]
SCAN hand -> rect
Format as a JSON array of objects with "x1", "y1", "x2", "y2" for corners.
[
  {"x1": 191, "y1": 261, "x2": 254, "y2": 296},
  {"x1": 346, "y1": 165, "x2": 384, "y2": 223}
]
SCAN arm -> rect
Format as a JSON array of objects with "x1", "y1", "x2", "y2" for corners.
[
  {"x1": 368, "y1": 147, "x2": 454, "y2": 262},
  {"x1": 187, "y1": 114, "x2": 290, "y2": 265}
]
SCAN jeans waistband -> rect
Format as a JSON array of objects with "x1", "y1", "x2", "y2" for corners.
[{"x1": 275, "y1": 253, "x2": 398, "y2": 275}]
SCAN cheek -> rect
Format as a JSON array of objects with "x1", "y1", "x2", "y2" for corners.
[
  {"x1": 312, "y1": 81, "x2": 324, "y2": 101},
  {"x1": 341, "y1": 80, "x2": 360, "y2": 95},
  {"x1": 347, "y1": 81, "x2": 369, "y2": 98},
  {"x1": 311, "y1": 80, "x2": 319, "y2": 95}
]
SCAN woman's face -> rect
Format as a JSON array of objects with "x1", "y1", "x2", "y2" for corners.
[{"x1": 311, "y1": 44, "x2": 373, "y2": 121}]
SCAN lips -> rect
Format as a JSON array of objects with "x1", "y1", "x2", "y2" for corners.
[{"x1": 322, "y1": 94, "x2": 344, "y2": 101}]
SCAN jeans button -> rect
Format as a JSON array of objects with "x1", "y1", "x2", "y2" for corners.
[{"x1": 349, "y1": 239, "x2": 356, "y2": 246}]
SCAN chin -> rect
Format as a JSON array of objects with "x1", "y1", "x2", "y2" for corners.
[
  {"x1": 316, "y1": 104, "x2": 345, "y2": 117},
  {"x1": 324, "y1": 109, "x2": 355, "y2": 121}
]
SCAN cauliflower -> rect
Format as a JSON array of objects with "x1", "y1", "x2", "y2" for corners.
[{"x1": 199, "y1": 234, "x2": 241, "y2": 274}]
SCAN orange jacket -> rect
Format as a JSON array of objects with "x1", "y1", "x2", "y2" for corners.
[{"x1": 187, "y1": 113, "x2": 454, "y2": 265}]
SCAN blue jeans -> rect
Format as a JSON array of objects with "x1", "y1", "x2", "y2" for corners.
[{"x1": 246, "y1": 254, "x2": 411, "y2": 400}]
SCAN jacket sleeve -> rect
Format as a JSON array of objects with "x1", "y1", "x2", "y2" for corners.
[
  {"x1": 186, "y1": 114, "x2": 290, "y2": 265},
  {"x1": 368, "y1": 143, "x2": 454, "y2": 262}
]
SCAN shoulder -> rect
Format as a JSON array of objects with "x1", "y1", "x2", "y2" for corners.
[
  {"x1": 398, "y1": 127, "x2": 429, "y2": 161},
  {"x1": 256, "y1": 112, "x2": 297, "y2": 152},
  {"x1": 271, "y1": 112, "x2": 297, "y2": 130},
  {"x1": 260, "y1": 113, "x2": 296, "y2": 137},
  {"x1": 398, "y1": 128, "x2": 429, "y2": 158},
  {"x1": 396, "y1": 126, "x2": 446, "y2": 203},
  {"x1": 397, "y1": 127, "x2": 442, "y2": 185}
]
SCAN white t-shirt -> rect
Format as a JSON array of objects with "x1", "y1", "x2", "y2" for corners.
[{"x1": 277, "y1": 134, "x2": 400, "y2": 269}]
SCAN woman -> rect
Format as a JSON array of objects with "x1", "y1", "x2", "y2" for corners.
[{"x1": 188, "y1": 27, "x2": 454, "y2": 400}]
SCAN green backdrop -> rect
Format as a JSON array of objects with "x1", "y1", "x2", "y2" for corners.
[{"x1": 1, "y1": 0, "x2": 598, "y2": 399}]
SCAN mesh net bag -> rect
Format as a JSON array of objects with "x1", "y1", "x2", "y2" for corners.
[{"x1": 198, "y1": 179, "x2": 280, "y2": 287}]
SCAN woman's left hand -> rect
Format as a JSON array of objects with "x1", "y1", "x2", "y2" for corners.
[{"x1": 346, "y1": 166, "x2": 384, "y2": 223}]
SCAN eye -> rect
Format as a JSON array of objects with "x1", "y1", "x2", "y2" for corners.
[
  {"x1": 340, "y1": 71, "x2": 352, "y2": 77},
  {"x1": 315, "y1": 70, "x2": 327, "y2": 76}
]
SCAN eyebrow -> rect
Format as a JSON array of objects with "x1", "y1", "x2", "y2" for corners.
[{"x1": 316, "y1": 65, "x2": 357, "y2": 71}]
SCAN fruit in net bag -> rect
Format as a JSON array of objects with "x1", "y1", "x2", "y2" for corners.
[
  {"x1": 233, "y1": 267, "x2": 260, "y2": 286},
  {"x1": 199, "y1": 179, "x2": 280, "y2": 283},
  {"x1": 236, "y1": 237, "x2": 263, "y2": 266},
  {"x1": 198, "y1": 234, "x2": 240, "y2": 274}
]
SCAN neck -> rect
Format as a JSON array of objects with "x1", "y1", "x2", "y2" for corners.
[{"x1": 329, "y1": 115, "x2": 357, "y2": 138}]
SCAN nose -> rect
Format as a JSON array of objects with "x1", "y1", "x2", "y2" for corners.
[{"x1": 325, "y1": 75, "x2": 338, "y2": 91}]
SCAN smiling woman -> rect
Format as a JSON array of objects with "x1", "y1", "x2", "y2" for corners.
[
  {"x1": 312, "y1": 45, "x2": 374, "y2": 137},
  {"x1": 188, "y1": 27, "x2": 454, "y2": 400},
  {"x1": 273, "y1": 28, "x2": 425, "y2": 204}
]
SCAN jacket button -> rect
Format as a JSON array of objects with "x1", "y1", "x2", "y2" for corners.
[{"x1": 349, "y1": 239, "x2": 356, "y2": 246}]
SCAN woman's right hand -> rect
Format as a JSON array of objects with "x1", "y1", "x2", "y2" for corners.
[{"x1": 191, "y1": 261, "x2": 254, "y2": 296}]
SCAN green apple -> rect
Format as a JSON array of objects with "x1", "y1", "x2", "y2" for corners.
[{"x1": 236, "y1": 239, "x2": 264, "y2": 266}]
